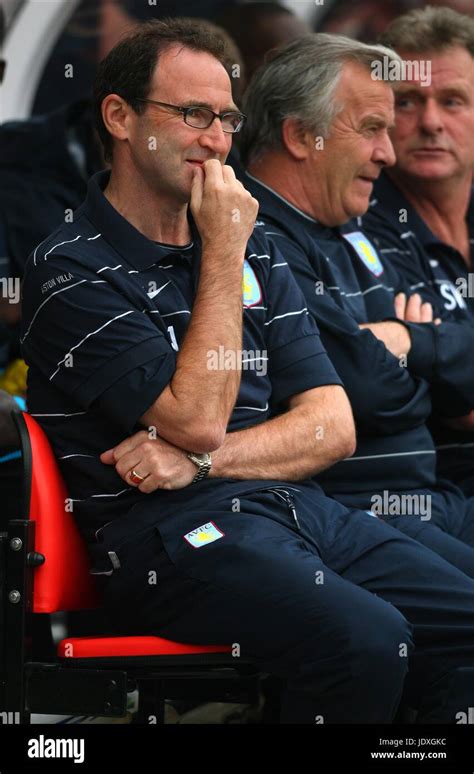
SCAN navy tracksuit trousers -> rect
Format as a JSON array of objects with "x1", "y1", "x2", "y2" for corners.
[
  {"x1": 335, "y1": 483, "x2": 474, "y2": 578},
  {"x1": 91, "y1": 485, "x2": 474, "y2": 724}
]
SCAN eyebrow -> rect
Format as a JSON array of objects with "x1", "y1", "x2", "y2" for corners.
[
  {"x1": 360, "y1": 115, "x2": 395, "y2": 129},
  {"x1": 396, "y1": 83, "x2": 470, "y2": 96},
  {"x1": 180, "y1": 100, "x2": 240, "y2": 113}
]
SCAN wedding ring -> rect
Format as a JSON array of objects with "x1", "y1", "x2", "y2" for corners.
[{"x1": 129, "y1": 469, "x2": 146, "y2": 484}]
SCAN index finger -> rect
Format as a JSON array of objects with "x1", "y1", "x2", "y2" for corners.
[
  {"x1": 202, "y1": 159, "x2": 224, "y2": 185},
  {"x1": 394, "y1": 292, "x2": 406, "y2": 320},
  {"x1": 104, "y1": 430, "x2": 149, "y2": 462}
]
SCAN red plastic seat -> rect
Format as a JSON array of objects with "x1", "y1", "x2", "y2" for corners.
[
  {"x1": 57, "y1": 637, "x2": 230, "y2": 659},
  {"x1": 2, "y1": 411, "x2": 257, "y2": 725},
  {"x1": 22, "y1": 412, "x2": 232, "y2": 660}
]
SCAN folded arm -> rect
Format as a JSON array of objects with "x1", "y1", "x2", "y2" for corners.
[
  {"x1": 102, "y1": 384, "x2": 356, "y2": 491},
  {"x1": 209, "y1": 384, "x2": 355, "y2": 480}
]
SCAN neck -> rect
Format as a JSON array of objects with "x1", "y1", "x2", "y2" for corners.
[
  {"x1": 104, "y1": 164, "x2": 191, "y2": 245},
  {"x1": 248, "y1": 154, "x2": 320, "y2": 221},
  {"x1": 387, "y1": 168, "x2": 471, "y2": 259}
]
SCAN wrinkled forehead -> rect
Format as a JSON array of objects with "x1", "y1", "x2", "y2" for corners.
[{"x1": 338, "y1": 61, "x2": 395, "y2": 115}]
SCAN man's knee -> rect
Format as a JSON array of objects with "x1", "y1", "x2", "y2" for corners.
[
  {"x1": 277, "y1": 602, "x2": 413, "y2": 723},
  {"x1": 341, "y1": 600, "x2": 413, "y2": 685},
  {"x1": 278, "y1": 594, "x2": 412, "y2": 685}
]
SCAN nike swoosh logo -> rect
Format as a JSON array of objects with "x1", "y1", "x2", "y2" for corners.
[{"x1": 147, "y1": 281, "x2": 170, "y2": 299}]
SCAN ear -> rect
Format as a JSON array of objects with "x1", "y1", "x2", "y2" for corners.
[
  {"x1": 281, "y1": 117, "x2": 312, "y2": 161},
  {"x1": 101, "y1": 94, "x2": 133, "y2": 147}
]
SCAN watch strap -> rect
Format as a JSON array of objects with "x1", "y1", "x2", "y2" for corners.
[{"x1": 187, "y1": 452, "x2": 212, "y2": 483}]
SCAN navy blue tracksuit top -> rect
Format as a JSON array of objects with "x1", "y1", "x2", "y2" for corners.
[
  {"x1": 244, "y1": 172, "x2": 441, "y2": 496},
  {"x1": 363, "y1": 172, "x2": 474, "y2": 492}
]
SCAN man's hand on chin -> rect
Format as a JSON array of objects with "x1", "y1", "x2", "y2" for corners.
[{"x1": 100, "y1": 430, "x2": 197, "y2": 493}]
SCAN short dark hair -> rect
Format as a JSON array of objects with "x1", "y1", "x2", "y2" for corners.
[
  {"x1": 380, "y1": 5, "x2": 474, "y2": 57},
  {"x1": 93, "y1": 18, "x2": 233, "y2": 163}
]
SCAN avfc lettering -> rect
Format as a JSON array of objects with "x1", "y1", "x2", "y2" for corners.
[{"x1": 184, "y1": 522, "x2": 225, "y2": 549}]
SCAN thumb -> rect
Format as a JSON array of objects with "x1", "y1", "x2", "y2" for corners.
[{"x1": 100, "y1": 448, "x2": 116, "y2": 464}]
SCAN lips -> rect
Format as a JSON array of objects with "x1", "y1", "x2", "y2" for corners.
[
  {"x1": 358, "y1": 168, "x2": 380, "y2": 184},
  {"x1": 412, "y1": 148, "x2": 448, "y2": 154}
]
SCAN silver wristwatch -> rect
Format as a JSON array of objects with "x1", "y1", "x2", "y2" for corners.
[{"x1": 187, "y1": 452, "x2": 212, "y2": 483}]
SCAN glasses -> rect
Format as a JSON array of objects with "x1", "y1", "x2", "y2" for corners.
[{"x1": 134, "y1": 98, "x2": 246, "y2": 134}]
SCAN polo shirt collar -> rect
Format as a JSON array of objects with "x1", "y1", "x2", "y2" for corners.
[
  {"x1": 245, "y1": 171, "x2": 352, "y2": 239},
  {"x1": 373, "y1": 171, "x2": 474, "y2": 250},
  {"x1": 82, "y1": 169, "x2": 200, "y2": 271},
  {"x1": 245, "y1": 171, "x2": 320, "y2": 226}
]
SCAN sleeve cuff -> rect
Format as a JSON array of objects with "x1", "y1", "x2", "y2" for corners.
[
  {"x1": 91, "y1": 351, "x2": 176, "y2": 434},
  {"x1": 382, "y1": 318, "x2": 436, "y2": 380},
  {"x1": 405, "y1": 322, "x2": 436, "y2": 380},
  {"x1": 68, "y1": 336, "x2": 176, "y2": 433},
  {"x1": 271, "y1": 350, "x2": 343, "y2": 408}
]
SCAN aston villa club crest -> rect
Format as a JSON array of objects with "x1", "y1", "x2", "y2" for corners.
[
  {"x1": 343, "y1": 232, "x2": 384, "y2": 277},
  {"x1": 242, "y1": 259, "x2": 262, "y2": 307}
]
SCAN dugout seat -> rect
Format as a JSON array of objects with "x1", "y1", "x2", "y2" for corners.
[{"x1": 0, "y1": 411, "x2": 260, "y2": 723}]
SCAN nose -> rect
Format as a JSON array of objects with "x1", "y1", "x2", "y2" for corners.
[
  {"x1": 372, "y1": 131, "x2": 396, "y2": 168},
  {"x1": 198, "y1": 117, "x2": 231, "y2": 155},
  {"x1": 419, "y1": 98, "x2": 443, "y2": 135}
]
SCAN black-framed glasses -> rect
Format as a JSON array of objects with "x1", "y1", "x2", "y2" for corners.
[{"x1": 134, "y1": 98, "x2": 246, "y2": 134}]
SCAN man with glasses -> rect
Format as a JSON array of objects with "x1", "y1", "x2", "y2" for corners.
[
  {"x1": 132, "y1": 99, "x2": 246, "y2": 133},
  {"x1": 20, "y1": 19, "x2": 474, "y2": 724}
]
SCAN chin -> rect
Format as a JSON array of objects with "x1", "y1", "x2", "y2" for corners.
[
  {"x1": 402, "y1": 160, "x2": 456, "y2": 182},
  {"x1": 347, "y1": 198, "x2": 371, "y2": 220}
]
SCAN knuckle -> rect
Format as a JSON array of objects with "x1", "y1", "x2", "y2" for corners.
[{"x1": 115, "y1": 460, "x2": 126, "y2": 475}]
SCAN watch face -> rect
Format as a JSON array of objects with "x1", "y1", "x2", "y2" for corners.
[
  {"x1": 192, "y1": 453, "x2": 210, "y2": 463},
  {"x1": 189, "y1": 452, "x2": 210, "y2": 465}
]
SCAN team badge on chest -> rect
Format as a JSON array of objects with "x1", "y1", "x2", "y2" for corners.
[
  {"x1": 242, "y1": 259, "x2": 262, "y2": 307},
  {"x1": 343, "y1": 232, "x2": 384, "y2": 277}
]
